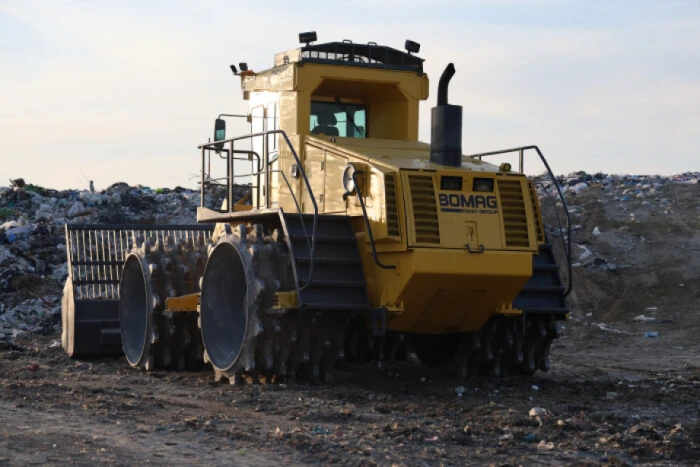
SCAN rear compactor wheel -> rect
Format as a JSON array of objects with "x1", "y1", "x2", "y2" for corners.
[
  {"x1": 411, "y1": 315, "x2": 558, "y2": 378},
  {"x1": 119, "y1": 234, "x2": 206, "y2": 371}
]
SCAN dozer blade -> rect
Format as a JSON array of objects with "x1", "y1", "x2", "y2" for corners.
[{"x1": 62, "y1": 224, "x2": 214, "y2": 358}]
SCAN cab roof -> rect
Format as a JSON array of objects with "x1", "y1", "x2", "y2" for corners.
[{"x1": 274, "y1": 41, "x2": 424, "y2": 73}]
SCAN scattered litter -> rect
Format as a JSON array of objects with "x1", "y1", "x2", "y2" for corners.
[
  {"x1": 454, "y1": 386, "x2": 466, "y2": 396},
  {"x1": 578, "y1": 245, "x2": 592, "y2": 260},
  {"x1": 424, "y1": 436, "x2": 439, "y2": 443},
  {"x1": 537, "y1": 440, "x2": 555, "y2": 451},
  {"x1": 633, "y1": 315, "x2": 656, "y2": 322},
  {"x1": 312, "y1": 426, "x2": 330, "y2": 435},
  {"x1": 29, "y1": 363, "x2": 39, "y2": 371},
  {"x1": 645, "y1": 307, "x2": 658, "y2": 311},
  {"x1": 531, "y1": 385, "x2": 539, "y2": 391},
  {"x1": 645, "y1": 331, "x2": 659, "y2": 338},
  {"x1": 596, "y1": 323, "x2": 631, "y2": 334},
  {"x1": 529, "y1": 407, "x2": 547, "y2": 417},
  {"x1": 592, "y1": 226, "x2": 601, "y2": 236}
]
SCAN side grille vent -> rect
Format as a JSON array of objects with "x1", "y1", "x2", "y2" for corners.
[
  {"x1": 384, "y1": 174, "x2": 400, "y2": 237},
  {"x1": 498, "y1": 179, "x2": 530, "y2": 248},
  {"x1": 527, "y1": 181, "x2": 545, "y2": 244},
  {"x1": 408, "y1": 175, "x2": 440, "y2": 244}
]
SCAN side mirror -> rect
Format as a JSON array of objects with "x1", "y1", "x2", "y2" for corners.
[{"x1": 214, "y1": 118, "x2": 226, "y2": 149}]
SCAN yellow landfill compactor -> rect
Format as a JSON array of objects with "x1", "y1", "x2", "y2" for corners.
[{"x1": 62, "y1": 33, "x2": 572, "y2": 384}]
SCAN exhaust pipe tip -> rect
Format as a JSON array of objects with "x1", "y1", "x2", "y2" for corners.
[
  {"x1": 431, "y1": 63, "x2": 463, "y2": 167},
  {"x1": 437, "y1": 63, "x2": 456, "y2": 106}
]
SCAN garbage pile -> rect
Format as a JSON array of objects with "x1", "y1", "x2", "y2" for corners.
[
  {"x1": 531, "y1": 170, "x2": 699, "y2": 256},
  {"x1": 531, "y1": 171, "x2": 699, "y2": 199},
  {"x1": 0, "y1": 178, "x2": 244, "y2": 342}
]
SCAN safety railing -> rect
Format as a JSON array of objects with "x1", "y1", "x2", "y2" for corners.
[
  {"x1": 65, "y1": 224, "x2": 214, "y2": 300},
  {"x1": 199, "y1": 130, "x2": 319, "y2": 290},
  {"x1": 470, "y1": 146, "x2": 573, "y2": 297}
]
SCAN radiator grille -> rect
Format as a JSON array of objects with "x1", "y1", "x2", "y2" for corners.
[
  {"x1": 498, "y1": 179, "x2": 530, "y2": 248},
  {"x1": 408, "y1": 174, "x2": 440, "y2": 244},
  {"x1": 384, "y1": 174, "x2": 400, "y2": 237},
  {"x1": 527, "y1": 181, "x2": 545, "y2": 244}
]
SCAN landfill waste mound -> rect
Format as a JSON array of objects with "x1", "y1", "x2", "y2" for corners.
[{"x1": 0, "y1": 180, "x2": 245, "y2": 341}]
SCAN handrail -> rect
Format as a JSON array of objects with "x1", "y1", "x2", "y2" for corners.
[
  {"x1": 467, "y1": 145, "x2": 572, "y2": 297},
  {"x1": 199, "y1": 130, "x2": 319, "y2": 291},
  {"x1": 535, "y1": 181, "x2": 569, "y2": 262},
  {"x1": 225, "y1": 168, "x2": 313, "y2": 265},
  {"x1": 347, "y1": 170, "x2": 396, "y2": 270}
]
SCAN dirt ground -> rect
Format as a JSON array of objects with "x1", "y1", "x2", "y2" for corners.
[{"x1": 1, "y1": 183, "x2": 699, "y2": 466}]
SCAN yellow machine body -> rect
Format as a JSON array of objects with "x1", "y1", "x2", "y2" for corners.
[{"x1": 198, "y1": 45, "x2": 547, "y2": 334}]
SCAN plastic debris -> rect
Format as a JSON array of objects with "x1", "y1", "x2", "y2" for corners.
[
  {"x1": 578, "y1": 245, "x2": 592, "y2": 260},
  {"x1": 529, "y1": 407, "x2": 547, "y2": 417},
  {"x1": 645, "y1": 331, "x2": 660, "y2": 338},
  {"x1": 312, "y1": 426, "x2": 330, "y2": 435},
  {"x1": 537, "y1": 440, "x2": 555, "y2": 450},
  {"x1": 633, "y1": 315, "x2": 656, "y2": 322},
  {"x1": 596, "y1": 323, "x2": 631, "y2": 334}
]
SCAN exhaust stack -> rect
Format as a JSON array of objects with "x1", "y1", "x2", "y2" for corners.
[{"x1": 430, "y1": 63, "x2": 463, "y2": 167}]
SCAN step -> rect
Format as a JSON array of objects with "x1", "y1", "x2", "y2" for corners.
[{"x1": 296, "y1": 256, "x2": 362, "y2": 266}]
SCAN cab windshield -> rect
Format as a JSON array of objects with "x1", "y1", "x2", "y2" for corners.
[{"x1": 310, "y1": 101, "x2": 366, "y2": 138}]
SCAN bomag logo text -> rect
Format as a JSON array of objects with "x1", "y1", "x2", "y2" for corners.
[{"x1": 438, "y1": 194, "x2": 499, "y2": 214}]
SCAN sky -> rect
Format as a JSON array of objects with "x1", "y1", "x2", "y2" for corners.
[{"x1": 1, "y1": 0, "x2": 699, "y2": 190}]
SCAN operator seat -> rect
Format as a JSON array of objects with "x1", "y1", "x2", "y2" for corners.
[{"x1": 311, "y1": 109, "x2": 339, "y2": 136}]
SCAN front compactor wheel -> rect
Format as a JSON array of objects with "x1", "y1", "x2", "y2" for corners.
[
  {"x1": 199, "y1": 223, "x2": 347, "y2": 384},
  {"x1": 199, "y1": 224, "x2": 287, "y2": 384}
]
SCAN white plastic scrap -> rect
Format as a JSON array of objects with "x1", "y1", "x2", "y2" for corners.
[
  {"x1": 633, "y1": 315, "x2": 656, "y2": 322},
  {"x1": 578, "y1": 245, "x2": 592, "y2": 260},
  {"x1": 596, "y1": 323, "x2": 632, "y2": 334}
]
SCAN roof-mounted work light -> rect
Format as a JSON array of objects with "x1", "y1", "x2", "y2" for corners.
[
  {"x1": 299, "y1": 31, "x2": 317, "y2": 46},
  {"x1": 405, "y1": 39, "x2": 420, "y2": 54}
]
